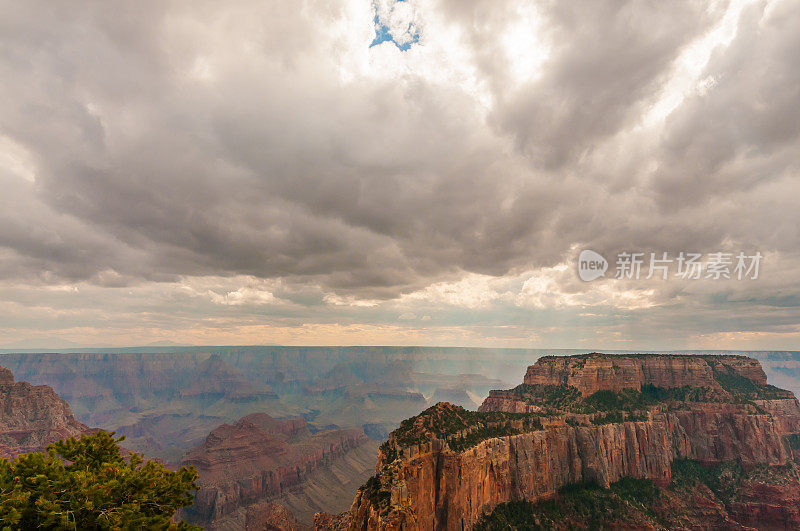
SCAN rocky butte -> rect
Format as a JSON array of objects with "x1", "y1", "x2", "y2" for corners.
[
  {"x1": 316, "y1": 354, "x2": 800, "y2": 530},
  {"x1": 0, "y1": 365, "x2": 89, "y2": 458},
  {"x1": 180, "y1": 412, "x2": 374, "y2": 529}
]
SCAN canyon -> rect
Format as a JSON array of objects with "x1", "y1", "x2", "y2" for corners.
[
  {"x1": 319, "y1": 354, "x2": 800, "y2": 530},
  {"x1": 3, "y1": 348, "x2": 799, "y2": 465},
  {"x1": 0, "y1": 361, "x2": 380, "y2": 530},
  {"x1": 6, "y1": 348, "x2": 800, "y2": 529},
  {"x1": 0, "y1": 347, "x2": 507, "y2": 463}
]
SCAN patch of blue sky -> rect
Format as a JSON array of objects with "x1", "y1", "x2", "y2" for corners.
[{"x1": 369, "y1": 0, "x2": 420, "y2": 51}]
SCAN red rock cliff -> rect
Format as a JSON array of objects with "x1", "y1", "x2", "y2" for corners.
[
  {"x1": 322, "y1": 354, "x2": 800, "y2": 530},
  {"x1": 0, "y1": 366, "x2": 89, "y2": 458},
  {"x1": 523, "y1": 353, "x2": 768, "y2": 396},
  {"x1": 181, "y1": 412, "x2": 369, "y2": 526}
]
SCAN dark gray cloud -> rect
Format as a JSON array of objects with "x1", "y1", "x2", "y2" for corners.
[
  {"x1": 493, "y1": 0, "x2": 725, "y2": 169},
  {"x1": 654, "y1": 0, "x2": 800, "y2": 215}
]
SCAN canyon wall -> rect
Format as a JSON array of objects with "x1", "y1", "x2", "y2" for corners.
[
  {"x1": 0, "y1": 366, "x2": 88, "y2": 458},
  {"x1": 325, "y1": 354, "x2": 800, "y2": 530},
  {"x1": 0, "y1": 349, "x2": 441, "y2": 463},
  {"x1": 347, "y1": 408, "x2": 793, "y2": 530},
  {"x1": 181, "y1": 412, "x2": 371, "y2": 527},
  {"x1": 522, "y1": 353, "x2": 769, "y2": 396}
]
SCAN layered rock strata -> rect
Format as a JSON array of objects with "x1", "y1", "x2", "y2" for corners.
[
  {"x1": 521, "y1": 353, "x2": 775, "y2": 397},
  {"x1": 0, "y1": 366, "x2": 89, "y2": 458},
  {"x1": 181, "y1": 412, "x2": 370, "y2": 527},
  {"x1": 244, "y1": 502, "x2": 298, "y2": 530},
  {"x1": 319, "y1": 354, "x2": 800, "y2": 530}
]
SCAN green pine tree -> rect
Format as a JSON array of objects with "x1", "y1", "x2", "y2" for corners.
[{"x1": 0, "y1": 431, "x2": 200, "y2": 530}]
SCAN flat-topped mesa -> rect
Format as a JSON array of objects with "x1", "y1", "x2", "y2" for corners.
[
  {"x1": 319, "y1": 354, "x2": 800, "y2": 531},
  {"x1": 481, "y1": 354, "x2": 796, "y2": 419},
  {"x1": 523, "y1": 353, "x2": 768, "y2": 397}
]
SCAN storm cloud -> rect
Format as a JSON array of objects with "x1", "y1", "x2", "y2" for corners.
[{"x1": 0, "y1": 0, "x2": 799, "y2": 348}]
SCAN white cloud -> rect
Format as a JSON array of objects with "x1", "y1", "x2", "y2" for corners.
[
  {"x1": 0, "y1": 135, "x2": 36, "y2": 183},
  {"x1": 208, "y1": 287, "x2": 276, "y2": 306}
]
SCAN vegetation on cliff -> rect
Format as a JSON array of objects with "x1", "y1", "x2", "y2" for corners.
[
  {"x1": 390, "y1": 403, "x2": 542, "y2": 451},
  {"x1": 672, "y1": 456, "x2": 800, "y2": 503},
  {"x1": 502, "y1": 377, "x2": 784, "y2": 419},
  {"x1": 476, "y1": 457, "x2": 800, "y2": 531},
  {"x1": 474, "y1": 478, "x2": 663, "y2": 530},
  {"x1": 671, "y1": 458, "x2": 745, "y2": 504},
  {"x1": 707, "y1": 360, "x2": 790, "y2": 400},
  {"x1": 360, "y1": 474, "x2": 390, "y2": 511},
  {"x1": 509, "y1": 382, "x2": 718, "y2": 411},
  {"x1": 0, "y1": 431, "x2": 199, "y2": 530}
]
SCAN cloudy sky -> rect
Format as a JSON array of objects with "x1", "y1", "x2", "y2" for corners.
[{"x1": 1, "y1": 0, "x2": 799, "y2": 349}]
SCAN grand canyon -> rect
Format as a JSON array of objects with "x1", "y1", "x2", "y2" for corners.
[
  {"x1": 3, "y1": 348, "x2": 800, "y2": 529},
  {"x1": 0, "y1": 346, "x2": 527, "y2": 528},
  {"x1": 317, "y1": 352, "x2": 800, "y2": 530}
]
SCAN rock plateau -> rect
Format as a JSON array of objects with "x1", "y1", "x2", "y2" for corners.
[{"x1": 317, "y1": 354, "x2": 800, "y2": 530}]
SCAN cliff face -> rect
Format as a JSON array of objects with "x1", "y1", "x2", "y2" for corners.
[
  {"x1": 730, "y1": 475, "x2": 800, "y2": 529},
  {"x1": 343, "y1": 409, "x2": 793, "y2": 530},
  {"x1": 323, "y1": 354, "x2": 800, "y2": 530},
  {"x1": 181, "y1": 412, "x2": 370, "y2": 527},
  {"x1": 522, "y1": 353, "x2": 769, "y2": 396},
  {"x1": 756, "y1": 397, "x2": 800, "y2": 434},
  {"x1": 0, "y1": 366, "x2": 89, "y2": 458},
  {"x1": 348, "y1": 418, "x2": 674, "y2": 529}
]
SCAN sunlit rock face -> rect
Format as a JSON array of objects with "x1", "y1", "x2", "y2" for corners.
[
  {"x1": 522, "y1": 353, "x2": 770, "y2": 396},
  {"x1": 318, "y1": 354, "x2": 800, "y2": 530}
]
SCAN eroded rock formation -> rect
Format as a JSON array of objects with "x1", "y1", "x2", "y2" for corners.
[
  {"x1": 319, "y1": 354, "x2": 800, "y2": 530},
  {"x1": 244, "y1": 501, "x2": 299, "y2": 531},
  {"x1": 0, "y1": 365, "x2": 89, "y2": 458},
  {"x1": 521, "y1": 353, "x2": 771, "y2": 396},
  {"x1": 181, "y1": 412, "x2": 370, "y2": 527},
  {"x1": 0, "y1": 349, "x2": 436, "y2": 463}
]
